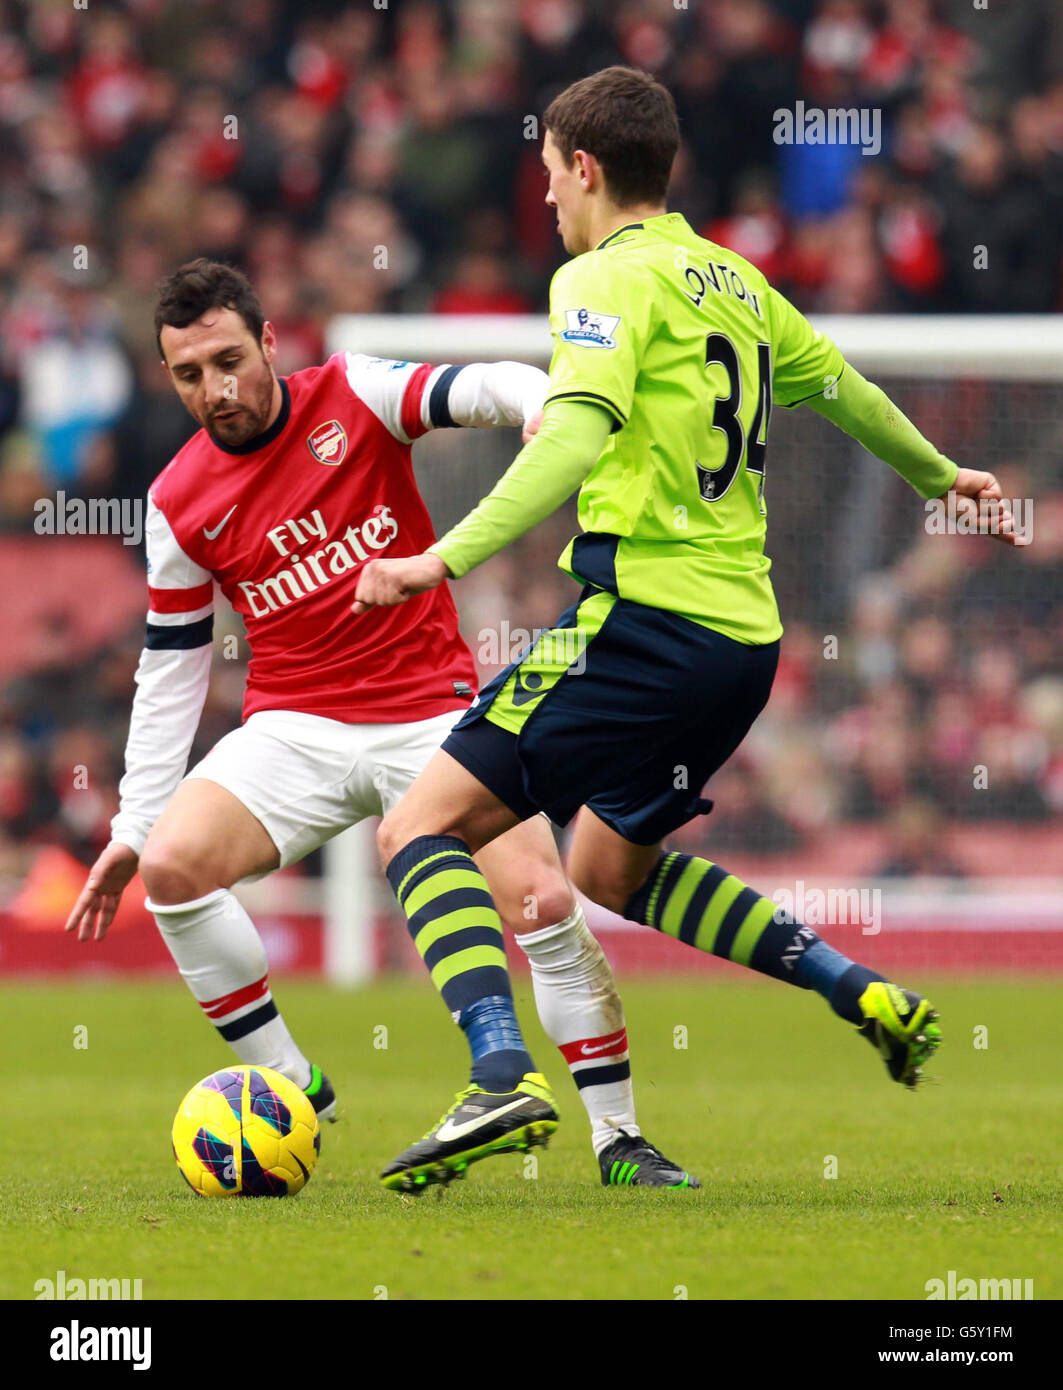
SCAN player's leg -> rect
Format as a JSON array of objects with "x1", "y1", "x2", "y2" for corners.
[
  {"x1": 375, "y1": 737, "x2": 530, "y2": 1088},
  {"x1": 475, "y1": 815, "x2": 697, "y2": 1186},
  {"x1": 371, "y1": 748, "x2": 560, "y2": 1189},
  {"x1": 566, "y1": 802, "x2": 889, "y2": 1009},
  {"x1": 373, "y1": 587, "x2": 679, "y2": 1171},
  {"x1": 372, "y1": 585, "x2": 747, "y2": 1186},
  {"x1": 483, "y1": 589, "x2": 939, "y2": 1090},
  {"x1": 138, "y1": 776, "x2": 334, "y2": 1109},
  {"x1": 567, "y1": 803, "x2": 941, "y2": 1089},
  {"x1": 372, "y1": 709, "x2": 694, "y2": 1185},
  {"x1": 479, "y1": 818, "x2": 637, "y2": 1151},
  {"x1": 138, "y1": 711, "x2": 371, "y2": 1121}
]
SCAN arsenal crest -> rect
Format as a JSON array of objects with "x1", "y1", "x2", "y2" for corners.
[{"x1": 307, "y1": 419, "x2": 348, "y2": 465}]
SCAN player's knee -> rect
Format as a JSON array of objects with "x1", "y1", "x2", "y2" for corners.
[
  {"x1": 377, "y1": 804, "x2": 464, "y2": 867},
  {"x1": 139, "y1": 840, "x2": 216, "y2": 906},
  {"x1": 514, "y1": 878, "x2": 572, "y2": 934},
  {"x1": 509, "y1": 875, "x2": 575, "y2": 934},
  {"x1": 569, "y1": 859, "x2": 642, "y2": 917},
  {"x1": 376, "y1": 811, "x2": 409, "y2": 869}
]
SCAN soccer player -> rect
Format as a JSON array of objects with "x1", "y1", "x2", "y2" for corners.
[
  {"x1": 352, "y1": 67, "x2": 1021, "y2": 1189},
  {"x1": 63, "y1": 258, "x2": 698, "y2": 1192}
]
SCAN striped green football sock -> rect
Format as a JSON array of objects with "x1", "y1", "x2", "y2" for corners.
[
  {"x1": 625, "y1": 851, "x2": 827, "y2": 985},
  {"x1": 386, "y1": 835, "x2": 532, "y2": 1090}
]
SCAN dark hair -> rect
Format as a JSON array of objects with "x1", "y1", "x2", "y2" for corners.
[
  {"x1": 543, "y1": 66, "x2": 679, "y2": 207},
  {"x1": 154, "y1": 258, "x2": 265, "y2": 358}
]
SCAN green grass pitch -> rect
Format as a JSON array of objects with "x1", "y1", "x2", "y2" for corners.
[{"x1": 2, "y1": 976, "x2": 1060, "y2": 1301}]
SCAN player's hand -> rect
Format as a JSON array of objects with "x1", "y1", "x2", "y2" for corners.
[
  {"x1": 939, "y1": 468, "x2": 1022, "y2": 546},
  {"x1": 352, "y1": 552, "x2": 449, "y2": 615},
  {"x1": 522, "y1": 409, "x2": 544, "y2": 444},
  {"x1": 64, "y1": 841, "x2": 139, "y2": 943}
]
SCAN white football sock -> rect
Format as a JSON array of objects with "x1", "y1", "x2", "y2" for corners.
[
  {"x1": 149, "y1": 888, "x2": 312, "y2": 1089},
  {"x1": 515, "y1": 905, "x2": 640, "y2": 1156}
]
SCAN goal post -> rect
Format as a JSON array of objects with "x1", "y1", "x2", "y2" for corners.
[{"x1": 316, "y1": 312, "x2": 1063, "y2": 984}]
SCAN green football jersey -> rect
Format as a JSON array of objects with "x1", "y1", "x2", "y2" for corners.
[{"x1": 545, "y1": 211, "x2": 844, "y2": 644}]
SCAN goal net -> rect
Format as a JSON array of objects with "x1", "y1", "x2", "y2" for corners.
[{"x1": 301, "y1": 313, "x2": 1063, "y2": 984}]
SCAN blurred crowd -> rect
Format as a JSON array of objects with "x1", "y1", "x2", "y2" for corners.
[{"x1": 1, "y1": 0, "x2": 1062, "y2": 884}]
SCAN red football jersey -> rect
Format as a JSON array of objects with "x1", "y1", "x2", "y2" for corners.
[{"x1": 146, "y1": 352, "x2": 478, "y2": 724}]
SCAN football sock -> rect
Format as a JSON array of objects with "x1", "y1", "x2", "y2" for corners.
[
  {"x1": 624, "y1": 852, "x2": 886, "y2": 1024},
  {"x1": 515, "y1": 906, "x2": 638, "y2": 1156},
  {"x1": 149, "y1": 888, "x2": 313, "y2": 1085},
  {"x1": 794, "y1": 941, "x2": 887, "y2": 1025},
  {"x1": 386, "y1": 834, "x2": 534, "y2": 1092}
]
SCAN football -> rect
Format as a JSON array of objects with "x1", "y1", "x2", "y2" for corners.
[{"x1": 171, "y1": 1065, "x2": 320, "y2": 1197}]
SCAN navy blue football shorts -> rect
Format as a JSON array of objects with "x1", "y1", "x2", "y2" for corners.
[{"x1": 441, "y1": 585, "x2": 779, "y2": 845}]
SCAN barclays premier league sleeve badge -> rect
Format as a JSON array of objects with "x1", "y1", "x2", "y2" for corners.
[{"x1": 561, "y1": 308, "x2": 621, "y2": 349}]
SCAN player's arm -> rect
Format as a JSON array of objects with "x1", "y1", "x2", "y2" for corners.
[
  {"x1": 352, "y1": 398, "x2": 613, "y2": 609},
  {"x1": 343, "y1": 352, "x2": 548, "y2": 444},
  {"x1": 769, "y1": 288, "x2": 1019, "y2": 543},
  {"x1": 351, "y1": 256, "x2": 642, "y2": 610},
  {"x1": 429, "y1": 361, "x2": 549, "y2": 442},
  {"x1": 64, "y1": 495, "x2": 215, "y2": 942}
]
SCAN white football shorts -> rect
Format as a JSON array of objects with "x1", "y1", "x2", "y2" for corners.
[{"x1": 183, "y1": 707, "x2": 464, "y2": 869}]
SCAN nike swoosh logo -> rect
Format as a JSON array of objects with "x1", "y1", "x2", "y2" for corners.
[
  {"x1": 580, "y1": 1038, "x2": 625, "y2": 1056},
  {"x1": 203, "y1": 505, "x2": 237, "y2": 540},
  {"x1": 435, "y1": 1096, "x2": 531, "y2": 1144}
]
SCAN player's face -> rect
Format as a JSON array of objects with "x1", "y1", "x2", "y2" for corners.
[
  {"x1": 161, "y1": 309, "x2": 278, "y2": 447},
  {"x1": 543, "y1": 130, "x2": 589, "y2": 255}
]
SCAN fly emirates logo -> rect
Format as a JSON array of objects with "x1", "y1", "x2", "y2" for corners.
[{"x1": 237, "y1": 505, "x2": 399, "y2": 618}]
